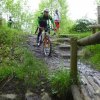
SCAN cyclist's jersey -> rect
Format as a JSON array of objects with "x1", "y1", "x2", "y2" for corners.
[{"x1": 38, "y1": 14, "x2": 55, "y2": 28}]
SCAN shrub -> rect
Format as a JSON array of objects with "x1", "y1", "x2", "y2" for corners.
[
  {"x1": 0, "y1": 26, "x2": 48, "y2": 87},
  {"x1": 48, "y1": 68, "x2": 71, "y2": 96},
  {"x1": 70, "y1": 19, "x2": 96, "y2": 33},
  {"x1": 83, "y1": 44, "x2": 100, "y2": 70}
]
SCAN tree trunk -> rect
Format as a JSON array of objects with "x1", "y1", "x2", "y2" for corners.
[{"x1": 97, "y1": 6, "x2": 100, "y2": 24}]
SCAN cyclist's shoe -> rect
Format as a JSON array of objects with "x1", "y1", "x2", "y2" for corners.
[{"x1": 37, "y1": 42, "x2": 40, "y2": 47}]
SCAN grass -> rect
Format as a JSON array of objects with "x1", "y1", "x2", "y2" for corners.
[
  {"x1": 0, "y1": 26, "x2": 48, "y2": 87},
  {"x1": 0, "y1": 26, "x2": 72, "y2": 97},
  {"x1": 58, "y1": 32, "x2": 91, "y2": 39},
  {"x1": 48, "y1": 67, "x2": 71, "y2": 96},
  {"x1": 82, "y1": 44, "x2": 100, "y2": 70},
  {"x1": 0, "y1": 26, "x2": 72, "y2": 95}
]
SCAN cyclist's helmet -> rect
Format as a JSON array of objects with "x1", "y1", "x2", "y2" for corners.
[{"x1": 44, "y1": 8, "x2": 49, "y2": 13}]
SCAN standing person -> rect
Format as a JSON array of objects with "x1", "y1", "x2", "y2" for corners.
[
  {"x1": 54, "y1": 9, "x2": 60, "y2": 33},
  {"x1": 36, "y1": 8, "x2": 56, "y2": 46},
  {"x1": 8, "y1": 16, "x2": 13, "y2": 28}
]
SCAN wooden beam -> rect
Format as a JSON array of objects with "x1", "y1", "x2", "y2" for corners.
[
  {"x1": 77, "y1": 32, "x2": 100, "y2": 46},
  {"x1": 71, "y1": 85, "x2": 83, "y2": 100},
  {"x1": 88, "y1": 25, "x2": 100, "y2": 34}
]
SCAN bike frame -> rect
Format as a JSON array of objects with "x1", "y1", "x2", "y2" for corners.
[
  {"x1": 43, "y1": 32, "x2": 51, "y2": 47},
  {"x1": 43, "y1": 31, "x2": 51, "y2": 56},
  {"x1": 37, "y1": 27, "x2": 54, "y2": 56}
]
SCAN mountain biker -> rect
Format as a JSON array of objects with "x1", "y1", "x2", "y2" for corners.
[{"x1": 35, "y1": 8, "x2": 56, "y2": 46}]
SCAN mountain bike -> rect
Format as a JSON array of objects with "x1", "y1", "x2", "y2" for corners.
[{"x1": 38, "y1": 27, "x2": 53, "y2": 56}]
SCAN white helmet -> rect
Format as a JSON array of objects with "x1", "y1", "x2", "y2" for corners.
[{"x1": 44, "y1": 8, "x2": 49, "y2": 13}]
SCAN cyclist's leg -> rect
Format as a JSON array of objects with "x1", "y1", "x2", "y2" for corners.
[
  {"x1": 37, "y1": 28, "x2": 42, "y2": 43},
  {"x1": 45, "y1": 28, "x2": 48, "y2": 32},
  {"x1": 47, "y1": 26, "x2": 50, "y2": 34}
]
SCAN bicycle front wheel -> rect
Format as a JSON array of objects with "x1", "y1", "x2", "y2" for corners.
[{"x1": 43, "y1": 37, "x2": 51, "y2": 56}]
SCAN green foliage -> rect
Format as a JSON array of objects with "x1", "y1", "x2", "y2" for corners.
[
  {"x1": 96, "y1": 0, "x2": 100, "y2": 5},
  {"x1": 70, "y1": 19, "x2": 95, "y2": 33},
  {"x1": 0, "y1": 66, "x2": 25, "y2": 80},
  {"x1": 58, "y1": 0, "x2": 73, "y2": 34},
  {"x1": 0, "y1": 26, "x2": 48, "y2": 87},
  {"x1": 2, "y1": 0, "x2": 34, "y2": 32},
  {"x1": 0, "y1": 48, "x2": 48, "y2": 84},
  {"x1": 59, "y1": 32, "x2": 91, "y2": 39},
  {"x1": 83, "y1": 44, "x2": 100, "y2": 70},
  {"x1": 22, "y1": 49, "x2": 48, "y2": 86},
  {"x1": 49, "y1": 68, "x2": 71, "y2": 96},
  {"x1": 0, "y1": 26, "x2": 23, "y2": 45}
]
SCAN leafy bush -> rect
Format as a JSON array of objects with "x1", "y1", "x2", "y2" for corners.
[
  {"x1": 49, "y1": 68, "x2": 71, "y2": 96},
  {"x1": 70, "y1": 19, "x2": 96, "y2": 33},
  {"x1": 0, "y1": 26, "x2": 48, "y2": 87},
  {"x1": 83, "y1": 44, "x2": 100, "y2": 70}
]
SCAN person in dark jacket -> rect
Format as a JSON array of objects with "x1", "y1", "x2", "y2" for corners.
[{"x1": 36, "y1": 9, "x2": 56, "y2": 46}]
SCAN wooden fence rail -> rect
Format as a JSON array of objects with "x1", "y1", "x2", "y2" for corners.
[{"x1": 78, "y1": 32, "x2": 100, "y2": 46}]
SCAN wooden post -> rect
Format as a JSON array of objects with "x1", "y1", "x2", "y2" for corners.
[
  {"x1": 97, "y1": 6, "x2": 100, "y2": 24},
  {"x1": 70, "y1": 38, "x2": 78, "y2": 84}
]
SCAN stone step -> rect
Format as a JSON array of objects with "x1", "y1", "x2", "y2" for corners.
[
  {"x1": 55, "y1": 50, "x2": 82, "y2": 59},
  {"x1": 55, "y1": 50, "x2": 71, "y2": 59},
  {"x1": 58, "y1": 44, "x2": 71, "y2": 51},
  {"x1": 51, "y1": 42, "x2": 61, "y2": 46},
  {"x1": 60, "y1": 53, "x2": 71, "y2": 59},
  {"x1": 56, "y1": 38, "x2": 70, "y2": 43},
  {"x1": 0, "y1": 94, "x2": 17, "y2": 100}
]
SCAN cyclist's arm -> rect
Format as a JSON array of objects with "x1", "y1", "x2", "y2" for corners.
[
  {"x1": 35, "y1": 27, "x2": 39, "y2": 34},
  {"x1": 49, "y1": 16, "x2": 56, "y2": 28},
  {"x1": 37, "y1": 16, "x2": 40, "y2": 26},
  {"x1": 35, "y1": 17, "x2": 40, "y2": 34}
]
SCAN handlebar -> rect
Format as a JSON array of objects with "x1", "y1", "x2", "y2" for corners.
[{"x1": 39, "y1": 27, "x2": 56, "y2": 31}]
